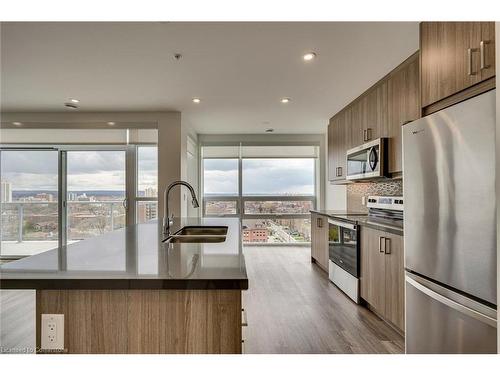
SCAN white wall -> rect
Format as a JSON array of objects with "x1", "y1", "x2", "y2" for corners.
[
  {"x1": 180, "y1": 116, "x2": 200, "y2": 218},
  {"x1": 324, "y1": 133, "x2": 347, "y2": 210}
]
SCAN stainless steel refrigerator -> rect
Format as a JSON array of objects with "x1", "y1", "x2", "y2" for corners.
[{"x1": 403, "y1": 90, "x2": 497, "y2": 354}]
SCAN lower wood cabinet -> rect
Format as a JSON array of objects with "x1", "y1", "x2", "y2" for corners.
[
  {"x1": 310, "y1": 213, "x2": 329, "y2": 271},
  {"x1": 360, "y1": 226, "x2": 404, "y2": 332}
]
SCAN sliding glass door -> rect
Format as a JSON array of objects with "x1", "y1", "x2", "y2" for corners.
[
  {"x1": 66, "y1": 150, "x2": 127, "y2": 241},
  {"x1": 0, "y1": 145, "x2": 158, "y2": 260},
  {"x1": 0, "y1": 149, "x2": 59, "y2": 258}
]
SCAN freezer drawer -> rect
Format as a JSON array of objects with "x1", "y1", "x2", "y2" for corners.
[{"x1": 405, "y1": 273, "x2": 497, "y2": 354}]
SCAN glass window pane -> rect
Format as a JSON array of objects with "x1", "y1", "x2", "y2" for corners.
[
  {"x1": 205, "y1": 200, "x2": 238, "y2": 216},
  {"x1": 67, "y1": 151, "x2": 126, "y2": 241},
  {"x1": 137, "y1": 201, "x2": 158, "y2": 224},
  {"x1": 244, "y1": 200, "x2": 313, "y2": 215},
  {"x1": 137, "y1": 146, "x2": 158, "y2": 197},
  {"x1": 242, "y1": 158, "x2": 315, "y2": 196},
  {"x1": 1, "y1": 150, "x2": 59, "y2": 257},
  {"x1": 242, "y1": 218, "x2": 311, "y2": 244},
  {"x1": 203, "y1": 159, "x2": 239, "y2": 196}
]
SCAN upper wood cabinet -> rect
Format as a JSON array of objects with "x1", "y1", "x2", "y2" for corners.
[
  {"x1": 360, "y1": 226, "x2": 405, "y2": 332},
  {"x1": 349, "y1": 97, "x2": 365, "y2": 148},
  {"x1": 387, "y1": 53, "x2": 420, "y2": 173},
  {"x1": 349, "y1": 82, "x2": 387, "y2": 147},
  {"x1": 421, "y1": 22, "x2": 496, "y2": 108},
  {"x1": 328, "y1": 108, "x2": 350, "y2": 181},
  {"x1": 328, "y1": 51, "x2": 419, "y2": 180}
]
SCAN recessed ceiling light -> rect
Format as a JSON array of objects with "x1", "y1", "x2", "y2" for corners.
[
  {"x1": 107, "y1": 122, "x2": 116, "y2": 126},
  {"x1": 70, "y1": 98, "x2": 80, "y2": 103},
  {"x1": 265, "y1": 128, "x2": 274, "y2": 133},
  {"x1": 280, "y1": 98, "x2": 291, "y2": 104},
  {"x1": 303, "y1": 52, "x2": 317, "y2": 61},
  {"x1": 192, "y1": 98, "x2": 201, "y2": 104},
  {"x1": 12, "y1": 122, "x2": 23, "y2": 126}
]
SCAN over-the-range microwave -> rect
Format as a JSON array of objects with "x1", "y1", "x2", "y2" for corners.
[{"x1": 346, "y1": 138, "x2": 388, "y2": 181}]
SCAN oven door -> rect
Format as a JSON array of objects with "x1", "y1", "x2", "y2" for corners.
[
  {"x1": 346, "y1": 138, "x2": 386, "y2": 181},
  {"x1": 328, "y1": 219, "x2": 359, "y2": 277}
]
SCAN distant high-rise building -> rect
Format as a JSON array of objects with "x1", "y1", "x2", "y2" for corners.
[
  {"x1": 1, "y1": 181, "x2": 12, "y2": 202},
  {"x1": 68, "y1": 192, "x2": 77, "y2": 201},
  {"x1": 144, "y1": 187, "x2": 157, "y2": 198},
  {"x1": 137, "y1": 202, "x2": 157, "y2": 223},
  {"x1": 34, "y1": 193, "x2": 54, "y2": 202}
]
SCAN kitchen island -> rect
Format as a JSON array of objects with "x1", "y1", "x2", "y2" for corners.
[{"x1": 0, "y1": 217, "x2": 247, "y2": 354}]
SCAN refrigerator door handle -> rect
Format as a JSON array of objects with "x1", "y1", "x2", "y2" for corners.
[{"x1": 406, "y1": 275, "x2": 497, "y2": 328}]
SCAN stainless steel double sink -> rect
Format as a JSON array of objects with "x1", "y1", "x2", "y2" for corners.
[{"x1": 163, "y1": 226, "x2": 228, "y2": 243}]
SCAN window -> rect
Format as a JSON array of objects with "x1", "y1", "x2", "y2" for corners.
[
  {"x1": 202, "y1": 158, "x2": 239, "y2": 217},
  {"x1": 203, "y1": 159, "x2": 239, "y2": 196},
  {"x1": 67, "y1": 150, "x2": 126, "y2": 241},
  {"x1": 0, "y1": 150, "x2": 59, "y2": 257},
  {"x1": 136, "y1": 146, "x2": 158, "y2": 223},
  {"x1": 201, "y1": 145, "x2": 317, "y2": 244},
  {"x1": 242, "y1": 158, "x2": 315, "y2": 196}
]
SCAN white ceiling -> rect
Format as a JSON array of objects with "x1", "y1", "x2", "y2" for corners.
[{"x1": 1, "y1": 22, "x2": 419, "y2": 134}]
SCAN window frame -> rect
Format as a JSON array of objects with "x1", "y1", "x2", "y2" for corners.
[{"x1": 134, "y1": 145, "x2": 158, "y2": 224}]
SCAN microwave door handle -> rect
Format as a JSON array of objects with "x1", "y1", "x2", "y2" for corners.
[{"x1": 368, "y1": 147, "x2": 378, "y2": 171}]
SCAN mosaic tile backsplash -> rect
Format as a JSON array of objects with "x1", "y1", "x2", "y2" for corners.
[{"x1": 346, "y1": 179, "x2": 403, "y2": 213}]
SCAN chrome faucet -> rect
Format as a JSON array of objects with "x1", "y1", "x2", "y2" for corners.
[{"x1": 163, "y1": 180, "x2": 199, "y2": 235}]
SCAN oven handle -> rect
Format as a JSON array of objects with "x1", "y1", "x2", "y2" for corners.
[{"x1": 327, "y1": 219, "x2": 357, "y2": 230}]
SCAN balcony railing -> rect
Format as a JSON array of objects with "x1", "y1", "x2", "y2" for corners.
[{"x1": 0, "y1": 201, "x2": 126, "y2": 257}]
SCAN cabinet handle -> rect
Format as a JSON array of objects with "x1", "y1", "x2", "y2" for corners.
[
  {"x1": 366, "y1": 128, "x2": 372, "y2": 141},
  {"x1": 379, "y1": 236, "x2": 385, "y2": 253},
  {"x1": 317, "y1": 217, "x2": 323, "y2": 228},
  {"x1": 480, "y1": 40, "x2": 490, "y2": 70},
  {"x1": 467, "y1": 48, "x2": 477, "y2": 76},
  {"x1": 384, "y1": 237, "x2": 391, "y2": 254}
]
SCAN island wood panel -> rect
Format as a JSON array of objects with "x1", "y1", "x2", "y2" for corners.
[{"x1": 37, "y1": 289, "x2": 242, "y2": 354}]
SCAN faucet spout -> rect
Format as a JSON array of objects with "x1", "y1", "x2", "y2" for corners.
[{"x1": 163, "y1": 180, "x2": 199, "y2": 235}]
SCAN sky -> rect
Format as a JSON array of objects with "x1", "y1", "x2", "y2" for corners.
[
  {"x1": 204, "y1": 158, "x2": 315, "y2": 195},
  {"x1": 1, "y1": 148, "x2": 157, "y2": 192},
  {"x1": 2, "y1": 150, "x2": 314, "y2": 195}
]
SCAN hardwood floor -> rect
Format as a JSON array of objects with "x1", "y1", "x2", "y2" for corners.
[{"x1": 242, "y1": 246, "x2": 404, "y2": 354}]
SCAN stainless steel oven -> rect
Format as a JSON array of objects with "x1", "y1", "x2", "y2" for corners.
[
  {"x1": 328, "y1": 219, "x2": 360, "y2": 303},
  {"x1": 346, "y1": 138, "x2": 388, "y2": 181}
]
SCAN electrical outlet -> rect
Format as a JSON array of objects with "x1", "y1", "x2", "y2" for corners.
[{"x1": 41, "y1": 314, "x2": 64, "y2": 351}]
